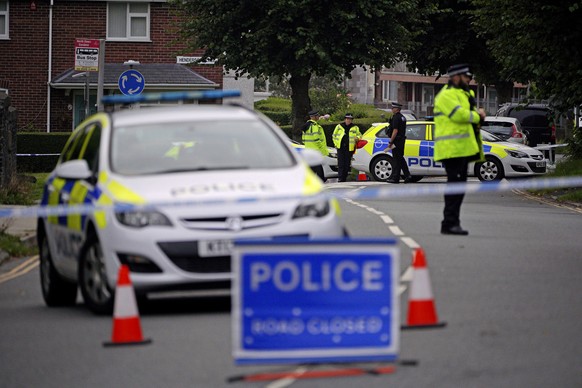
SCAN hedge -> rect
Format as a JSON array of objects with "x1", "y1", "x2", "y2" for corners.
[
  {"x1": 17, "y1": 132, "x2": 71, "y2": 173},
  {"x1": 261, "y1": 110, "x2": 292, "y2": 126}
]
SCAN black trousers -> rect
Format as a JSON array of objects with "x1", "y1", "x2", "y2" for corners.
[
  {"x1": 311, "y1": 164, "x2": 325, "y2": 181},
  {"x1": 389, "y1": 137, "x2": 410, "y2": 181},
  {"x1": 337, "y1": 147, "x2": 352, "y2": 182},
  {"x1": 442, "y1": 157, "x2": 469, "y2": 229}
]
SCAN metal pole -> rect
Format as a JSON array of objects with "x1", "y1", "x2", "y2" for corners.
[
  {"x1": 97, "y1": 39, "x2": 105, "y2": 111},
  {"x1": 46, "y1": 0, "x2": 54, "y2": 132},
  {"x1": 84, "y1": 73, "x2": 90, "y2": 120}
]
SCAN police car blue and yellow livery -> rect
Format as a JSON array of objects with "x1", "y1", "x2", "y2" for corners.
[
  {"x1": 352, "y1": 120, "x2": 547, "y2": 182},
  {"x1": 38, "y1": 92, "x2": 345, "y2": 314}
]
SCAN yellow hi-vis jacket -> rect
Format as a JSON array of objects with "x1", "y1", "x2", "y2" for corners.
[
  {"x1": 302, "y1": 119, "x2": 329, "y2": 156},
  {"x1": 434, "y1": 85, "x2": 485, "y2": 162},
  {"x1": 332, "y1": 123, "x2": 362, "y2": 151}
]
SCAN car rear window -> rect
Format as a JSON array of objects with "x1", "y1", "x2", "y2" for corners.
[
  {"x1": 509, "y1": 109, "x2": 550, "y2": 128},
  {"x1": 482, "y1": 121, "x2": 512, "y2": 136}
]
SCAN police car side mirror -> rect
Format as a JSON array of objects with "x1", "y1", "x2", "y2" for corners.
[
  {"x1": 55, "y1": 159, "x2": 92, "y2": 180},
  {"x1": 299, "y1": 148, "x2": 324, "y2": 168}
]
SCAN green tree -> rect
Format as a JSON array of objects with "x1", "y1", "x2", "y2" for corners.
[
  {"x1": 403, "y1": 0, "x2": 514, "y2": 104},
  {"x1": 172, "y1": 0, "x2": 427, "y2": 136},
  {"x1": 472, "y1": 0, "x2": 582, "y2": 111}
]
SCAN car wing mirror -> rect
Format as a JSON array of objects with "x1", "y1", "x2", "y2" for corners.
[{"x1": 55, "y1": 159, "x2": 92, "y2": 180}]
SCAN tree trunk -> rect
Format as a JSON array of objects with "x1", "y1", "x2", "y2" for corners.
[
  {"x1": 290, "y1": 73, "x2": 311, "y2": 141},
  {"x1": 495, "y1": 80, "x2": 514, "y2": 105}
]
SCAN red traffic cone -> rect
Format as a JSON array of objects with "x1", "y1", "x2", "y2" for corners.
[
  {"x1": 357, "y1": 171, "x2": 368, "y2": 181},
  {"x1": 103, "y1": 265, "x2": 152, "y2": 346},
  {"x1": 402, "y1": 248, "x2": 446, "y2": 329}
]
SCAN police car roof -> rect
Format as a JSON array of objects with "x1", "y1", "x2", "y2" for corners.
[{"x1": 110, "y1": 104, "x2": 257, "y2": 127}]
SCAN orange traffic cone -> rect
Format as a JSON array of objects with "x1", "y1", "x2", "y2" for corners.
[
  {"x1": 103, "y1": 265, "x2": 152, "y2": 346},
  {"x1": 402, "y1": 248, "x2": 446, "y2": 329},
  {"x1": 357, "y1": 171, "x2": 368, "y2": 181}
]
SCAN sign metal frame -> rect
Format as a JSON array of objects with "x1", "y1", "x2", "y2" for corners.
[{"x1": 232, "y1": 239, "x2": 400, "y2": 365}]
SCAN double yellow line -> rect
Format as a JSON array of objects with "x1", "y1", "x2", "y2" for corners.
[{"x1": 0, "y1": 255, "x2": 39, "y2": 285}]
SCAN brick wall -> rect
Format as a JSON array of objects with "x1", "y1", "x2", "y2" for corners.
[{"x1": 0, "y1": 1, "x2": 223, "y2": 132}]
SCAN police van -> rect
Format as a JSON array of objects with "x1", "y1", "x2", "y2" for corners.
[
  {"x1": 38, "y1": 91, "x2": 345, "y2": 314},
  {"x1": 352, "y1": 120, "x2": 547, "y2": 182}
]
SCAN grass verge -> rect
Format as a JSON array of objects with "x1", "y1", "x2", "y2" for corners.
[
  {"x1": 0, "y1": 173, "x2": 49, "y2": 205},
  {"x1": 0, "y1": 232, "x2": 37, "y2": 258},
  {"x1": 530, "y1": 158, "x2": 582, "y2": 203}
]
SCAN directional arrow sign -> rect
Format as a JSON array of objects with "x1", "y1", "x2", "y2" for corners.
[{"x1": 118, "y1": 69, "x2": 145, "y2": 96}]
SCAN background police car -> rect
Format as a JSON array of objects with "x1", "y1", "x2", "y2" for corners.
[
  {"x1": 353, "y1": 120, "x2": 546, "y2": 182},
  {"x1": 38, "y1": 98, "x2": 345, "y2": 314}
]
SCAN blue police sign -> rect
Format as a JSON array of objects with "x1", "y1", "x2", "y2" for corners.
[
  {"x1": 232, "y1": 239, "x2": 399, "y2": 365},
  {"x1": 118, "y1": 69, "x2": 145, "y2": 96}
]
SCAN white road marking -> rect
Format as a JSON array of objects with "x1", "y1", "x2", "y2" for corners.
[
  {"x1": 401, "y1": 266, "x2": 414, "y2": 282},
  {"x1": 381, "y1": 215, "x2": 394, "y2": 224},
  {"x1": 388, "y1": 225, "x2": 404, "y2": 236},
  {"x1": 368, "y1": 209, "x2": 384, "y2": 215},
  {"x1": 401, "y1": 237, "x2": 420, "y2": 249},
  {"x1": 266, "y1": 366, "x2": 308, "y2": 388}
]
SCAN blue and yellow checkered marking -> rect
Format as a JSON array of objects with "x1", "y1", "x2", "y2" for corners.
[{"x1": 419, "y1": 141, "x2": 434, "y2": 157}]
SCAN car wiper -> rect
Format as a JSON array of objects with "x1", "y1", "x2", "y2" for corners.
[{"x1": 157, "y1": 166, "x2": 251, "y2": 174}]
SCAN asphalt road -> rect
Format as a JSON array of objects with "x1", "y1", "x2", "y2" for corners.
[{"x1": 1, "y1": 179, "x2": 581, "y2": 387}]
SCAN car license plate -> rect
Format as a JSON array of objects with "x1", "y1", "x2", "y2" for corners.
[
  {"x1": 536, "y1": 161, "x2": 546, "y2": 167},
  {"x1": 198, "y1": 240, "x2": 233, "y2": 257}
]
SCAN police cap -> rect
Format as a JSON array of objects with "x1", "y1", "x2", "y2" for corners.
[
  {"x1": 345, "y1": 113, "x2": 354, "y2": 119},
  {"x1": 308, "y1": 109, "x2": 319, "y2": 116},
  {"x1": 391, "y1": 102, "x2": 403, "y2": 109},
  {"x1": 447, "y1": 64, "x2": 471, "y2": 77}
]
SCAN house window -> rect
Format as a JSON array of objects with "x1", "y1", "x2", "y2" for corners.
[
  {"x1": 0, "y1": 1, "x2": 9, "y2": 39},
  {"x1": 107, "y1": 2, "x2": 149, "y2": 41},
  {"x1": 382, "y1": 80, "x2": 398, "y2": 102}
]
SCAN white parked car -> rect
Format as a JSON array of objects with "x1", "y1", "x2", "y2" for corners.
[
  {"x1": 290, "y1": 140, "x2": 338, "y2": 181},
  {"x1": 38, "y1": 92, "x2": 345, "y2": 314},
  {"x1": 482, "y1": 116, "x2": 527, "y2": 144}
]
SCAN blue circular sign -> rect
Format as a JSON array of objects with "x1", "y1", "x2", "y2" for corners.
[{"x1": 118, "y1": 69, "x2": 145, "y2": 96}]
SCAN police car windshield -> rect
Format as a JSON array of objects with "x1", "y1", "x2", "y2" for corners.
[{"x1": 111, "y1": 119, "x2": 295, "y2": 175}]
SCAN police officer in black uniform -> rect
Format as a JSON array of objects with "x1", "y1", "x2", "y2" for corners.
[{"x1": 386, "y1": 102, "x2": 412, "y2": 183}]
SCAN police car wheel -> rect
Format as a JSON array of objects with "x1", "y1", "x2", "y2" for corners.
[
  {"x1": 79, "y1": 234, "x2": 113, "y2": 315},
  {"x1": 370, "y1": 155, "x2": 393, "y2": 181},
  {"x1": 476, "y1": 156, "x2": 505, "y2": 182},
  {"x1": 39, "y1": 232, "x2": 78, "y2": 307}
]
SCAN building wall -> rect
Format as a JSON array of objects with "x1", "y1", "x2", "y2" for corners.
[
  {"x1": 222, "y1": 71, "x2": 255, "y2": 109},
  {"x1": 0, "y1": 1, "x2": 223, "y2": 131},
  {"x1": 0, "y1": 1, "x2": 50, "y2": 131}
]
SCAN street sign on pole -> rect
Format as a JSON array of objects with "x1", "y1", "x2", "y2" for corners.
[
  {"x1": 118, "y1": 69, "x2": 145, "y2": 96},
  {"x1": 232, "y1": 239, "x2": 400, "y2": 365},
  {"x1": 74, "y1": 39, "x2": 100, "y2": 72}
]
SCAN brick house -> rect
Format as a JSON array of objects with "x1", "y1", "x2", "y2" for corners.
[{"x1": 0, "y1": 0, "x2": 223, "y2": 132}]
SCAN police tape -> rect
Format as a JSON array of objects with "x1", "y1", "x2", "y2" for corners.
[
  {"x1": 0, "y1": 175, "x2": 581, "y2": 219},
  {"x1": 16, "y1": 154, "x2": 61, "y2": 157}
]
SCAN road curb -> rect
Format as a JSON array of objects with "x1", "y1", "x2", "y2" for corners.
[{"x1": 513, "y1": 189, "x2": 582, "y2": 214}]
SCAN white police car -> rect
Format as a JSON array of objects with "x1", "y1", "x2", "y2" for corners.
[
  {"x1": 290, "y1": 140, "x2": 339, "y2": 181},
  {"x1": 38, "y1": 91, "x2": 345, "y2": 314},
  {"x1": 352, "y1": 120, "x2": 546, "y2": 182}
]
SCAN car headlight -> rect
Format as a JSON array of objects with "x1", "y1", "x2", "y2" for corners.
[
  {"x1": 116, "y1": 210, "x2": 172, "y2": 228},
  {"x1": 505, "y1": 149, "x2": 529, "y2": 158},
  {"x1": 292, "y1": 199, "x2": 330, "y2": 219},
  {"x1": 328, "y1": 150, "x2": 338, "y2": 159}
]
